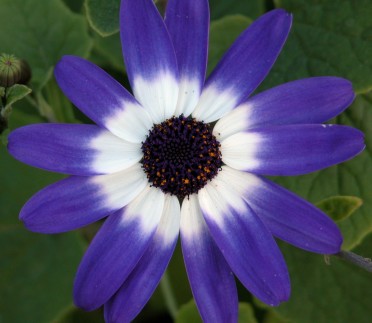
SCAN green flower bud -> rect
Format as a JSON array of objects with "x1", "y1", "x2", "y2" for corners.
[{"x1": 0, "y1": 54, "x2": 31, "y2": 87}]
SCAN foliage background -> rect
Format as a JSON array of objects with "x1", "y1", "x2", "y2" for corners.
[{"x1": 1, "y1": 0, "x2": 372, "y2": 322}]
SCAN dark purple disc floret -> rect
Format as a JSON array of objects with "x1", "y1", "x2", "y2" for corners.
[{"x1": 141, "y1": 115, "x2": 222, "y2": 198}]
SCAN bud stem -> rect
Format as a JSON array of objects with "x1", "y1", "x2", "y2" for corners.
[{"x1": 334, "y1": 250, "x2": 372, "y2": 272}]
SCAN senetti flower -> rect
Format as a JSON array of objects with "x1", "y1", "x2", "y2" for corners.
[{"x1": 8, "y1": 0, "x2": 365, "y2": 322}]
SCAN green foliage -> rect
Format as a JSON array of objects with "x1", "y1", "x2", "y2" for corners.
[
  {"x1": 63, "y1": 0, "x2": 84, "y2": 13},
  {"x1": 265, "y1": 0, "x2": 372, "y2": 94},
  {"x1": 175, "y1": 299, "x2": 202, "y2": 323},
  {"x1": 175, "y1": 299, "x2": 258, "y2": 323},
  {"x1": 3, "y1": 84, "x2": 32, "y2": 110},
  {"x1": 0, "y1": 229, "x2": 84, "y2": 323},
  {"x1": 0, "y1": 84, "x2": 31, "y2": 135},
  {"x1": 93, "y1": 33, "x2": 124, "y2": 71},
  {"x1": 84, "y1": 0, "x2": 121, "y2": 36},
  {"x1": 208, "y1": 15, "x2": 252, "y2": 74},
  {"x1": 0, "y1": 108, "x2": 84, "y2": 323},
  {"x1": 238, "y1": 303, "x2": 258, "y2": 323},
  {"x1": 209, "y1": 0, "x2": 265, "y2": 20},
  {"x1": 263, "y1": 310, "x2": 290, "y2": 323},
  {"x1": 317, "y1": 196, "x2": 363, "y2": 222},
  {"x1": 0, "y1": 0, "x2": 93, "y2": 90},
  {"x1": 52, "y1": 306, "x2": 105, "y2": 323},
  {"x1": 269, "y1": 236, "x2": 372, "y2": 323}
]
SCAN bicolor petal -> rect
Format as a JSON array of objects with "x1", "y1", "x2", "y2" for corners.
[
  {"x1": 218, "y1": 166, "x2": 343, "y2": 254},
  {"x1": 19, "y1": 164, "x2": 147, "y2": 233},
  {"x1": 9, "y1": 1, "x2": 366, "y2": 321},
  {"x1": 8, "y1": 124, "x2": 141, "y2": 175},
  {"x1": 221, "y1": 124, "x2": 365, "y2": 176},
  {"x1": 104, "y1": 195, "x2": 180, "y2": 323},
  {"x1": 54, "y1": 56, "x2": 152, "y2": 143},
  {"x1": 74, "y1": 186, "x2": 165, "y2": 311},
  {"x1": 180, "y1": 194, "x2": 238, "y2": 323},
  {"x1": 120, "y1": 0, "x2": 179, "y2": 123},
  {"x1": 214, "y1": 77, "x2": 355, "y2": 141},
  {"x1": 193, "y1": 9, "x2": 292, "y2": 123},
  {"x1": 165, "y1": 0, "x2": 209, "y2": 116},
  {"x1": 198, "y1": 175, "x2": 290, "y2": 306}
]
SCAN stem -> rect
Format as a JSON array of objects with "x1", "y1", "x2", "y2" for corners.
[
  {"x1": 159, "y1": 270, "x2": 178, "y2": 319},
  {"x1": 35, "y1": 91, "x2": 57, "y2": 122},
  {"x1": 334, "y1": 250, "x2": 372, "y2": 272},
  {"x1": 44, "y1": 80, "x2": 76, "y2": 123}
]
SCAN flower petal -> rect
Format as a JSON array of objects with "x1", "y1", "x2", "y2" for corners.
[
  {"x1": 193, "y1": 9, "x2": 292, "y2": 123},
  {"x1": 54, "y1": 56, "x2": 152, "y2": 143},
  {"x1": 74, "y1": 186, "x2": 165, "y2": 311},
  {"x1": 180, "y1": 194, "x2": 238, "y2": 322},
  {"x1": 214, "y1": 77, "x2": 355, "y2": 141},
  {"x1": 165, "y1": 0, "x2": 209, "y2": 116},
  {"x1": 218, "y1": 166, "x2": 342, "y2": 254},
  {"x1": 198, "y1": 174, "x2": 290, "y2": 306},
  {"x1": 19, "y1": 164, "x2": 147, "y2": 233},
  {"x1": 104, "y1": 195, "x2": 180, "y2": 322},
  {"x1": 221, "y1": 124, "x2": 365, "y2": 176},
  {"x1": 120, "y1": 0, "x2": 179, "y2": 123},
  {"x1": 8, "y1": 124, "x2": 141, "y2": 175}
]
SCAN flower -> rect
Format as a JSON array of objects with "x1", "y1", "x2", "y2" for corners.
[{"x1": 7, "y1": 0, "x2": 365, "y2": 322}]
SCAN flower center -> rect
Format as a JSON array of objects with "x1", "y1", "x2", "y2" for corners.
[{"x1": 141, "y1": 115, "x2": 222, "y2": 198}]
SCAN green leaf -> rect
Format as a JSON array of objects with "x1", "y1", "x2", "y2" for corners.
[
  {"x1": 84, "y1": 0, "x2": 120, "y2": 37},
  {"x1": 208, "y1": 15, "x2": 252, "y2": 75},
  {"x1": 175, "y1": 299, "x2": 201, "y2": 323},
  {"x1": 0, "y1": 229, "x2": 84, "y2": 323},
  {"x1": 63, "y1": 0, "x2": 84, "y2": 13},
  {"x1": 0, "y1": 108, "x2": 84, "y2": 323},
  {"x1": 0, "y1": 86, "x2": 5, "y2": 97},
  {"x1": 175, "y1": 299, "x2": 258, "y2": 323},
  {"x1": 270, "y1": 235, "x2": 372, "y2": 323},
  {"x1": 93, "y1": 33, "x2": 124, "y2": 71},
  {"x1": 262, "y1": 0, "x2": 372, "y2": 94},
  {"x1": 209, "y1": 0, "x2": 265, "y2": 20},
  {"x1": 263, "y1": 310, "x2": 290, "y2": 323},
  {"x1": 52, "y1": 305, "x2": 104, "y2": 323},
  {"x1": 4, "y1": 84, "x2": 32, "y2": 109},
  {"x1": 0, "y1": 0, "x2": 93, "y2": 90},
  {"x1": 238, "y1": 303, "x2": 258, "y2": 323},
  {"x1": 316, "y1": 196, "x2": 363, "y2": 222}
]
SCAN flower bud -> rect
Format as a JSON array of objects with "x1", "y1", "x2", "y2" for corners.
[{"x1": 0, "y1": 54, "x2": 31, "y2": 87}]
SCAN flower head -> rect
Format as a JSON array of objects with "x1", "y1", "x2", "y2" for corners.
[{"x1": 7, "y1": 0, "x2": 365, "y2": 322}]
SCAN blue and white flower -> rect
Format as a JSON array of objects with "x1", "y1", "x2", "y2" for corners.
[{"x1": 8, "y1": 0, "x2": 365, "y2": 322}]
